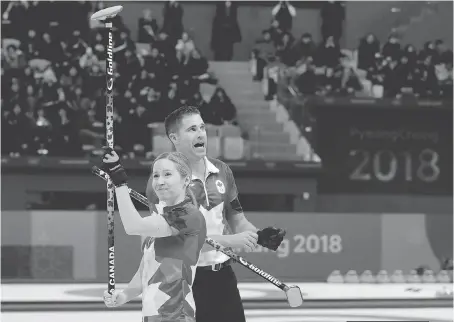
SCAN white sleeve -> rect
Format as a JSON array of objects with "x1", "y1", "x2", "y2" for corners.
[
  {"x1": 271, "y1": 3, "x2": 281, "y2": 16},
  {"x1": 122, "y1": 257, "x2": 144, "y2": 301},
  {"x1": 115, "y1": 186, "x2": 176, "y2": 237},
  {"x1": 288, "y1": 3, "x2": 296, "y2": 17}
]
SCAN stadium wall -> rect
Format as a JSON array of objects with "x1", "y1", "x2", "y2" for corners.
[
  {"x1": 2, "y1": 211, "x2": 451, "y2": 282},
  {"x1": 344, "y1": 1, "x2": 453, "y2": 50},
  {"x1": 104, "y1": 1, "x2": 321, "y2": 61}
]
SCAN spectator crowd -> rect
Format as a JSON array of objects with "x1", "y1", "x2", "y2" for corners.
[
  {"x1": 252, "y1": 1, "x2": 453, "y2": 100},
  {"x1": 1, "y1": 1, "x2": 238, "y2": 158},
  {"x1": 2, "y1": 1, "x2": 452, "y2": 159}
]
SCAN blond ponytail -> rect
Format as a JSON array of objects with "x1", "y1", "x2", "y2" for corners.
[{"x1": 186, "y1": 185, "x2": 198, "y2": 208}]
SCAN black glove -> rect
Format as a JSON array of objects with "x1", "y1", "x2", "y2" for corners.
[
  {"x1": 101, "y1": 147, "x2": 128, "y2": 187},
  {"x1": 257, "y1": 226, "x2": 286, "y2": 251}
]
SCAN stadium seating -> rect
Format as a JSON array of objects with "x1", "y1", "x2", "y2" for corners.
[
  {"x1": 206, "y1": 124, "x2": 221, "y2": 159},
  {"x1": 1, "y1": 1, "x2": 242, "y2": 160},
  {"x1": 247, "y1": 4, "x2": 452, "y2": 162},
  {"x1": 220, "y1": 124, "x2": 244, "y2": 160},
  {"x1": 149, "y1": 123, "x2": 173, "y2": 157}
]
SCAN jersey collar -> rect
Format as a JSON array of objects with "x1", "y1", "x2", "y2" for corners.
[
  {"x1": 162, "y1": 196, "x2": 192, "y2": 213},
  {"x1": 191, "y1": 157, "x2": 219, "y2": 181},
  {"x1": 204, "y1": 157, "x2": 220, "y2": 174}
]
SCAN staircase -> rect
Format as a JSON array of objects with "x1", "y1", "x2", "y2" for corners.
[
  {"x1": 394, "y1": 2, "x2": 453, "y2": 49},
  {"x1": 209, "y1": 62, "x2": 300, "y2": 160},
  {"x1": 346, "y1": 1, "x2": 449, "y2": 48}
]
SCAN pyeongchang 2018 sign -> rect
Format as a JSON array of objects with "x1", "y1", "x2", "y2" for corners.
[
  {"x1": 311, "y1": 98, "x2": 453, "y2": 196},
  {"x1": 231, "y1": 212, "x2": 382, "y2": 282}
]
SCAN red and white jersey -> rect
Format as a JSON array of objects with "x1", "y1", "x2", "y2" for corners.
[
  {"x1": 147, "y1": 157, "x2": 242, "y2": 266},
  {"x1": 139, "y1": 198, "x2": 206, "y2": 321}
]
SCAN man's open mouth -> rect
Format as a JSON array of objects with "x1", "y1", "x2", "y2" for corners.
[{"x1": 194, "y1": 143, "x2": 205, "y2": 148}]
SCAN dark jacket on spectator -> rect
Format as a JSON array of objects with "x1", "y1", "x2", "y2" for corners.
[
  {"x1": 434, "y1": 49, "x2": 454, "y2": 66},
  {"x1": 169, "y1": 50, "x2": 188, "y2": 78},
  {"x1": 21, "y1": 32, "x2": 40, "y2": 60},
  {"x1": 357, "y1": 34, "x2": 380, "y2": 70},
  {"x1": 320, "y1": 1, "x2": 345, "y2": 42},
  {"x1": 273, "y1": 2, "x2": 294, "y2": 32},
  {"x1": 382, "y1": 36, "x2": 401, "y2": 61},
  {"x1": 294, "y1": 64, "x2": 317, "y2": 95},
  {"x1": 267, "y1": 25, "x2": 284, "y2": 47},
  {"x1": 155, "y1": 34, "x2": 175, "y2": 60},
  {"x1": 254, "y1": 38, "x2": 275, "y2": 62},
  {"x1": 144, "y1": 53, "x2": 168, "y2": 88},
  {"x1": 163, "y1": 85, "x2": 180, "y2": 113},
  {"x1": 419, "y1": 41, "x2": 436, "y2": 63},
  {"x1": 290, "y1": 34, "x2": 316, "y2": 65},
  {"x1": 138, "y1": 16, "x2": 159, "y2": 44},
  {"x1": 394, "y1": 57, "x2": 413, "y2": 90},
  {"x1": 3, "y1": 106, "x2": 32, "y2": 153},
  {"x1": 383, "y1": 60, "x2": 403, "y2": 97},
  {"x1": 124, "y1": 106, "x2": 152, "y2": 151},
  {"x1": 205, "y1": 88, "x2": 236, "y2": 125},
  {"x1": 413, "y1": 61, "x2": 438, "y2": 97},
  {"x1": 51, "y1": 108, "x2": 80, "y2": 156},
  {"x1": 211, "y1": 2, "x2": 241, "y2": 61},
  {"x1": 403, "y1": 45, "x2": 418, "y2": 69},
  {"x1": 184, "y1": 55, "x2": 209, "y2": 78},
  {"x1": 162, "y1": 1, "x2": 184, "y2": 43},
  {"x1": 276, "y1": 33, "x2": 294, "y2": 66},
  {"x1": 317, "y1": 39, "x2": 341, "y2": 68}
]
